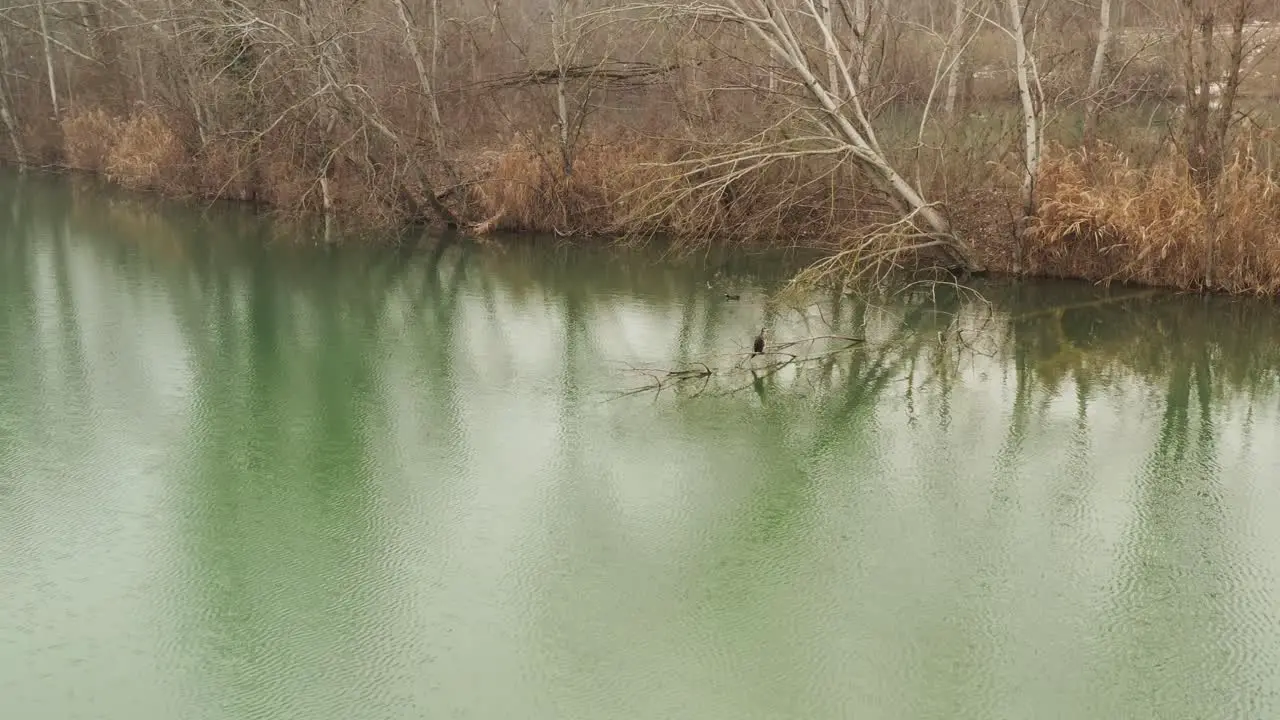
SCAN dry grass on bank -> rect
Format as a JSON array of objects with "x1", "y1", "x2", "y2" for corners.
[
  {"x1": 1030, "y1": 137, "x2": 1280, "y2": 294},
  {"x1": 61, "y1": 108, "x2": 115, "y2": 172},
  {"x1": 62, "y1": 108, "x2": 187, "y2": 192},
  {"x1": 49, "y1": 103, "x2": 1280, "y2": 297},
  {"x1": 59, "y1": 106, "x2": 426, "y2": 225},
  {"x1": 106, "y1": 112, "x2": 186, "y2": 192},
  {"x1": 468, "y1": 139, "x2": 676, "y2": 235}
]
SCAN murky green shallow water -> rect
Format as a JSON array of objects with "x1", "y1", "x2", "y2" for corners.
[{"x1": 4, "y1": 170, "x2": 1280, "y2": 720}]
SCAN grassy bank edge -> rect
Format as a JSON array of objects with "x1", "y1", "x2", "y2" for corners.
[{"x1": 14, "y1": 107, "x2": 1280, "y2": 299}]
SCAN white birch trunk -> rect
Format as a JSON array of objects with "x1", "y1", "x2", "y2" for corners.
[
  {"x1": 1082, "y1": 0, "x2": 1113, "y2": 146},
  {"x1": 943, "y1": 0, "x2": 965, "y2": 115},
  {"x1": 823, "y1": 0, "x2": 839, "y2": 103},
  {"x1": 319, "y1": 112, "x2": 336, "y2": 242},
  {"x1": 790, "y1": 19, "x2": 953, "y2": 245},
  {"x1": 135, "y1": 47, "x2": 148, "y2": 105},
  {"x1": 430, "y1": 0, "x2": 441, "y2": 91},
  {"x1": 550, "y1": 0, "x2": 572, "y2": 175},
  {"x1": 0, "y1": 101, "x2": 20, "y2": 164},
  {"x1": 0, "y1": 30, "x2": 22, "y2": 164},
  {"x1": 1007, "y1": 0, "x2": 1040, "y2": 218},
  {"x1": 858, "y1": 0, "x2": 884, "y2": 91},
  {"x1": 0, "y1": 78, "x2": 21, "y2": 164},
  {"x1": 37, "y1": 0, "x2": 60, "y2": 118}
]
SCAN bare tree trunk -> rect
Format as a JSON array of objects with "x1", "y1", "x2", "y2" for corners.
[
  {"x1": 943, "y1": 0, "x2": 966, "y2": 115},
  {"x1": 1007, "y1": 0, "x2": 1041, "y2": 270},
  {"x1": 550, "y1": 0, "x2": 573, "y2": 175},
  {"x1": 0, "y1": 36, "x2": 22, "y2": 163},
  {"x1": 431, "y1": 0, "x2": 442, "y2": 103},
  {"x1": 135, "y1": 46, "x2": 148, "y2": 105},
  {"x1": 1082, "y1": 0, "x2": 1113, "y2": 147},
  {"x1": 319, "y1": 112, "x2": 337, "y2": 242},
  {"x1": 1212, "y1": 1, "x2": 1249, "y2": 163},
  {"x1": 840, "y1": 0, "x2": 873, "y2": 87},
  {"x1": 823, "y1": 0, "x2": 840, "y2": 102},
  {"x1": 162, "y1": 0, "x2": 207, "y2": 144},
  {"x1": 294, "y1": 0, "x2": 346, "y2": 219},
  {"x1": 1177, "y1": 0, "x2": 1252, "y2": 192},
  {"x1": 103, "y1": 0, "x2": 163, "y2": 105},
  {"x1": 859, "y1": 0, "x2": 886, "y2": 91},
  {"x1": 79, "y1": 2, "x2": 126, "y2": 112},
  {"x1": 37, "y1": 0, "x2": 60, "y2": 118},
  {"x1": 0, "y1": 27, "x2": 22, "y2": 164},
  {"x1": 391, "y1": 0, "x2": 444, "y2": 156},
  {"x1": 1205, "y1": 0, "x2": 1249, "y2": 287},
  {"x1": 0, "y1": 98, "x2": 20, "y2": 164}
]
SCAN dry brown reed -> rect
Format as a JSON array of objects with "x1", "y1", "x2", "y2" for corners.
[
  {"x1": 1031, "y1": 136, "x2": 1280, "y2": 295},
  {"x1": 61, "y1": 108, "x2": 118, "y2": 173},
  {"x1": 468, "y1": 138, "x2": 681, "y2": 236},
  {"x1": 103, "y1": 111, "x2": 187, "y2": 193}
]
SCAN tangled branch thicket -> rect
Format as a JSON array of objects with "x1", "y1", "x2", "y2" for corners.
[{"x1": 1, "y1": 0, "x2": 1280, "y2": 292}]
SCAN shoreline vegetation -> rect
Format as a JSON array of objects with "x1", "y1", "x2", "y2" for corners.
[{"x1": 2, "y1": 1, "x2": 1280, "y2": 295}]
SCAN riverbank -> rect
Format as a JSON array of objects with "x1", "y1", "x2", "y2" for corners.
[
  {"x1": 4, "y1": 1, "x2": 1280, "y2": 296},
  {"x1": 9, "y1": 103, "x2": 1280, "y2": 297}
]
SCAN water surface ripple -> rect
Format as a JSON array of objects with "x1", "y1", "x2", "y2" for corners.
[{"x1": 4, "y1": 170, "x2": 1280, "y2": 719}]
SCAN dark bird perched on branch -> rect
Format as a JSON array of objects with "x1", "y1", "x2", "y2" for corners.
[{"x1": 752, "y1": 328, "x2": 766, "y2": 356}]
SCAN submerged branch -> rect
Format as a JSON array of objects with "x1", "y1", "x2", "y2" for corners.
[{"x1": 609, "y1": 333, "x2": 866, "y2": 401}]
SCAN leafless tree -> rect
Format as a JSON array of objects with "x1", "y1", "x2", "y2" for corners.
[
  {"x1": 392, "y1": 0, "x2": 445, "y2": 157},
  {"x1": 1082, "y1": 0, "x2": 1115, "y2": 146},
  {"x1": 614, "y1": 0, "x2": 983, "y2": 271},
  {"x1": 1006, "y1": 0, "x2": 1043, "y2": 245},
  {"x1": 1177, "y1": 0, "x2": 1256, "y2": 190}
]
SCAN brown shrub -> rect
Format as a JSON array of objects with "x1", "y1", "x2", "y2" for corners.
[
  {"x1": 105, "y1": 111, "x2": 188, "y2": 192},
  {"x1": 20, "y1": 114, "x2": 64, "y2": 166},
  {"x1": 193, "y1": 138, "x2": 258, "y2": 201},
  {"x1": 469, "y1": 138, "x2": 679, "y2": 236},
  {"x1": 1030, "y1": 138, "x2": 1280, "y2": 294},
  {"x1": 61, "y1": 108, "x2": 119, "y2": 172},
  {"x1": 256, "y1": 151, "x2": 312, "y2": 211}
]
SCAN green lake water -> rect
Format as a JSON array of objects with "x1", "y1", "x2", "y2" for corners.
[{"x1": 3, "y1": 169, "x2": 1280, "y2": 719}]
